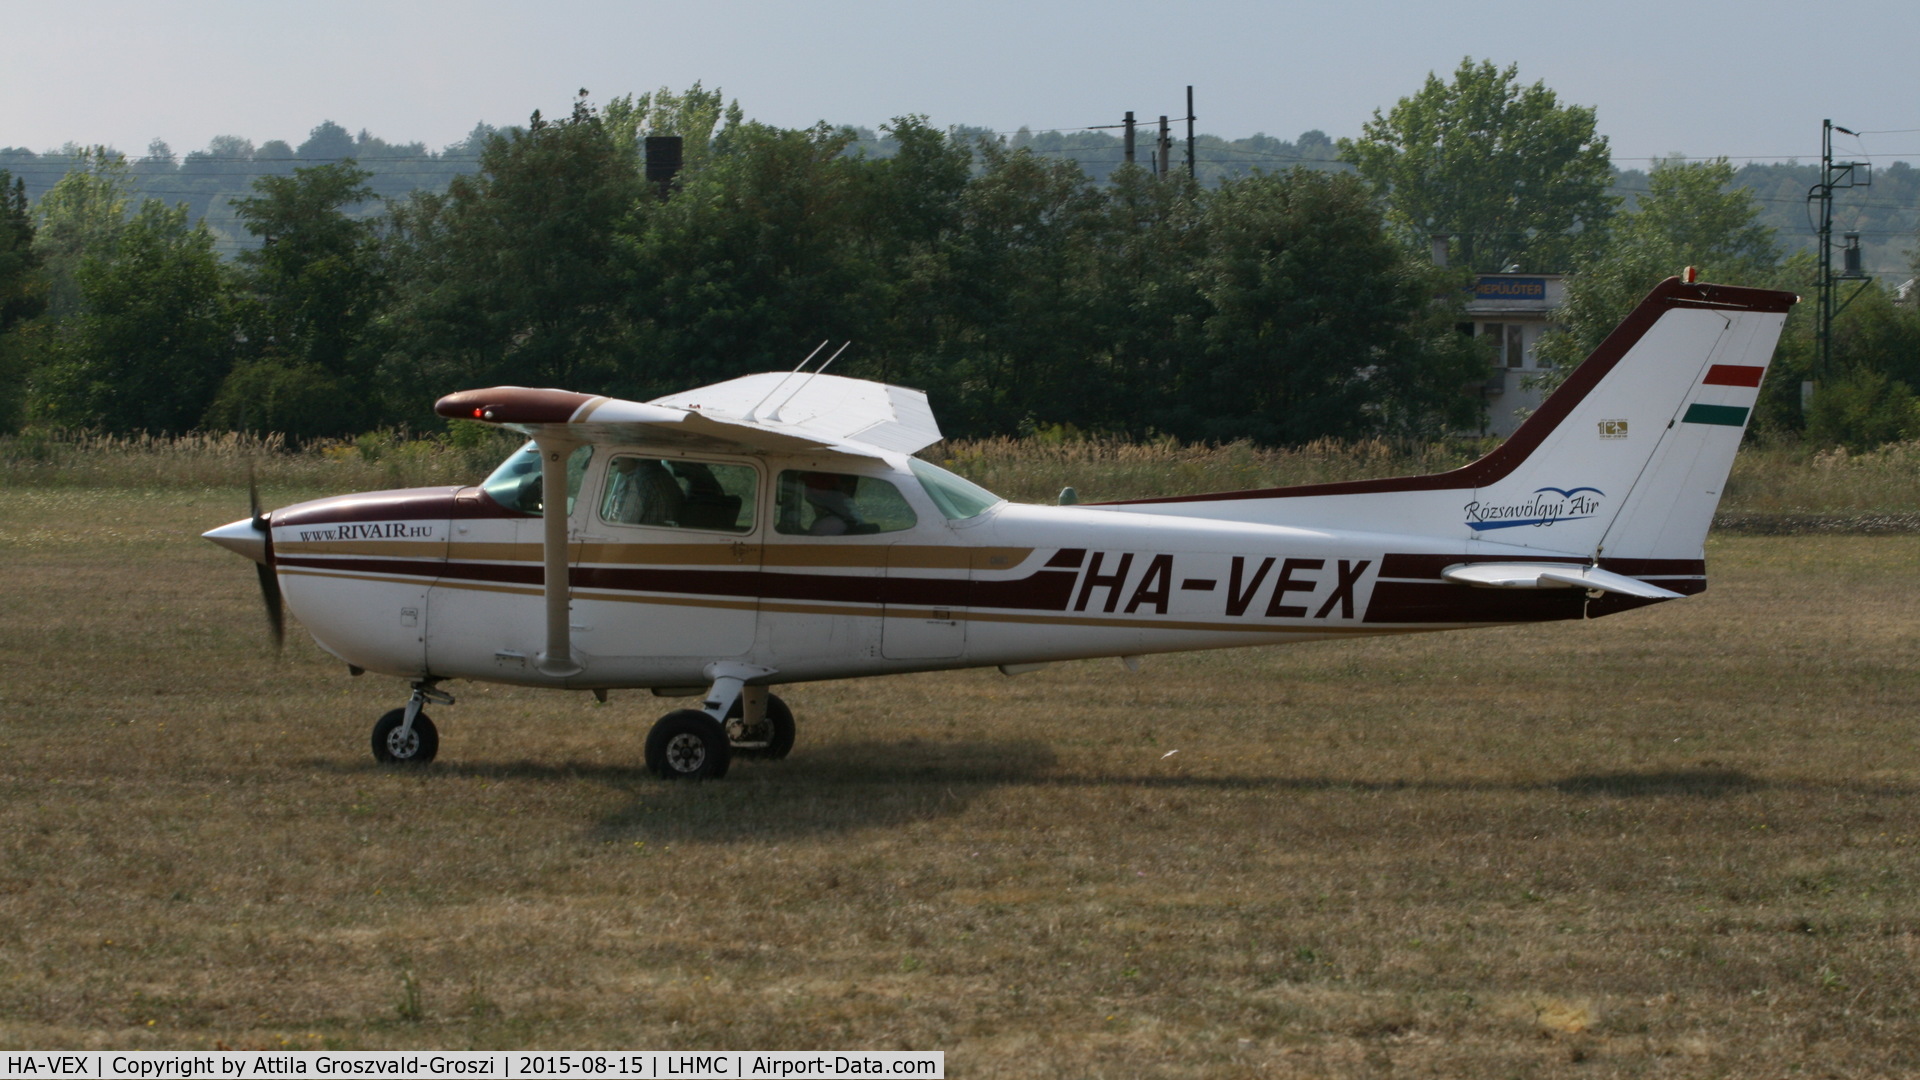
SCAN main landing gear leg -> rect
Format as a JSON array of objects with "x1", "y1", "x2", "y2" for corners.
[
  {"x1": 726, "y1": 686, "x2": 796, "y2": 761},
  {"x1": 644, "y1": 663, "x2": 779, "y2": 780},
  {"x1": 372, "y1": 680, "x2": 451, "y2": 765}
]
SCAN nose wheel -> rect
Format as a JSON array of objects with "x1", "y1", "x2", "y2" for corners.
[{"x1": 372, "y1": 682, "x2": 451, "y2": 765}]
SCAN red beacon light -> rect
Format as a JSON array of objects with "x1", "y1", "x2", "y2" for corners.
[{"x1": 1682, "y1": 266, "x2": 1699, "y2": 284}]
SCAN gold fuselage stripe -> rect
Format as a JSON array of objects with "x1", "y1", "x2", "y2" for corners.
[{"x1": 275, "y1": 540, "x2": 1030, "y2": 570}]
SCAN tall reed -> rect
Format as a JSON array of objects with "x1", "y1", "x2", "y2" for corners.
[
  {"x1": 6, "y1": 428, "x2": 1918, "y2": 518},
  {"x1": 0, "y1": 428, "x2": 518, "y2": 493}
]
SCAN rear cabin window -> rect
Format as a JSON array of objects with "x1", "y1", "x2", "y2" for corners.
[
  {"x1": 775, "y1": 470, "x2": 918, "y2": 536},
  {"x1": 600, "y1": 457, "x2": 757, "y2": 533}
]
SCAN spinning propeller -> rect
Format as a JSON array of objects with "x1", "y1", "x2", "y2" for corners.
[
  {"x1": 249, "y1": 474, "x2": 285, "y2": 650},
  {"x1": 202, "y1": 472, "x2": 284, "y2": 650}
]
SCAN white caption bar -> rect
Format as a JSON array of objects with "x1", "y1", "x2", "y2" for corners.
[{"x1": 0, "y1": 1052, "x2": 943, "y2": 1080}]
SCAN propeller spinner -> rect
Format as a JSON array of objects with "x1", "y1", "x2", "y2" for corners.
[{"x1": 202, "y1": 474, "x2": 285, "y2": 649}]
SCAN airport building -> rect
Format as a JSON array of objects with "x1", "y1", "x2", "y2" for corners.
[{"x1": 1467, "y1": 273, "x2": 1566, "y2": 438}]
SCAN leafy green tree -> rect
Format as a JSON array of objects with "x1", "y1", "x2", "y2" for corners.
[
  {"x1": 384, "y1": 96, "x2": 645, "y2": 411},
  {"x1": 204, "y1": 162, "x2": 384, "y2": 439},
  {"x1": 1537, "y1": 156, "x2": 1778, "y2": 377},
  {"x1": 31, "y1": 147, "x2": 134, "y2": 316},
  {"x1": 132, "y1": 139, "x2": 178, "y2": 190},
  {"x1": 904, "y1": 139, "x2": 1103, "y2": 435},
  {"x1": 1168, "y1": 168, "x2": 1483, "y2": 443},
  {"x1": 297, "y1": 121, "x2": 354, "y2": 162},
  {"x1": 1805, "y1": 366, "x2": 1919, "y2": 452},
  {"x1": 617, "y1": 120, "x2": 880, "y2": 399},
  {"x1": 35, "y1": 200, "x2": 232, "y2": 433},
  {"x1": 1789, "y1": 281, "x2": 1920, "y2": 448},
  {"x1": 604, "y1": 82, "x2": 740, "y2": 177},
  {"x1": 846, "y1": 117, "x2": 977, "y2": 386},
  {"x1": 1340, "y1": 58, "x2": 1614, "y2": 273},
  {"x1": 1057, "y1": 162, "x2": 1209, "y2": 438},
  {"x1": 0, "y1": 170, "x2": 47, "y2": 432},
  {"x1": 175, "y1": 135, "x2": 257, "y2": 236},
  {"x1": 0, "y1": 170, "x2": 43, "y2": 333}
]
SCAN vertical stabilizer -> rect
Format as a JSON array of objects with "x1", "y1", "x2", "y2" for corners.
[{"x1": 1099, "y1": 278, "x2": 1797, "y2": 568}]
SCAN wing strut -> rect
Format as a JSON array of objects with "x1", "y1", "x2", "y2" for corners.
[
  {"x1": 535, "y1": 436, "x2": 583, "y2": 677},
  {"x1": 767, "y1": 341, "x2": 851, "y2": 422},
  {"x1": 746, "y1": 339, "x2": 829, "y2": 421}
]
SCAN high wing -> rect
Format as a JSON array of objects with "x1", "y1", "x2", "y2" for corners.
[
  {"x1": 434, "y1": 372, "x2": 942, "y2": 459},
  {"x1": 433, "y1": 371, "x2": 943, "y2": 680}
]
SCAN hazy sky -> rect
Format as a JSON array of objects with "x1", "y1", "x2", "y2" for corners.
[{"x1": 9, "y1": 0, "x2": 1919, "y2": 166}]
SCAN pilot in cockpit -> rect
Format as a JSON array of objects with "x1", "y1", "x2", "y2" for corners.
[
  {"x1": 800, "y1": 472, "x2": 864, "y2": 535},
  {"x1": 605, "y1": 457, "x2": 684, "y2": 526}
]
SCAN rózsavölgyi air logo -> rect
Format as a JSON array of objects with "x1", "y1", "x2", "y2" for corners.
[{"x1": 1463, "y1": 487, "x2": 1604, "y2": 531}]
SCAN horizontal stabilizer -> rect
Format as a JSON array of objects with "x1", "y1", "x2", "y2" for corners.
[{"x1": 1441, "y1": 562, "x2": 1683, "y2": 599}]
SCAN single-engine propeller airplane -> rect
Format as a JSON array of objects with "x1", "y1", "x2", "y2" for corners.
[{"x1": 205, "y1": 276, "x2": 1796, "y2": 779}]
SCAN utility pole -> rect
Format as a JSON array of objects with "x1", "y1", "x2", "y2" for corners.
[
  {"x1": 1809, "y1": 119, "x2": 1871, "y2": 391},
  {"x1": 1156, "y1": 115, "x2": 1170, "y2": 177},
  {"x1": 1185, "y1": 86, "x2": 1196, "y2": 181},
  {"x1": 1123, "y1": 111, "x2": 1135, "y2": 166}
]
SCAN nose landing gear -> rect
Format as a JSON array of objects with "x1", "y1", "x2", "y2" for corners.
[{"x1": 372, "y1": 681, "x2": 452, "y2": 765}]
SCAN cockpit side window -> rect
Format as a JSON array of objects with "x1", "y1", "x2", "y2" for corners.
[
  {"x1": 479, "y1": 442, "x2": 593, "y2": 516},
  {"x1": 774, "y1": 470, "x2": 918, "y2": 536},
  {"x1": 601, "y1": 457, "x2": 756, "y2": 533}
]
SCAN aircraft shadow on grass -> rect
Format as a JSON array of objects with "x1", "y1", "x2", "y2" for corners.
[
  {"x1": 588, "y1": 739, "x2": 1062, "y2": 840},
  {"x1": 304, "y1": 739, "x2": 1062, "y2": 839}
]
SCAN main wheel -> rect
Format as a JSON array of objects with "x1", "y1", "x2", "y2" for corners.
[
  {"x1": 726, "y1": 693, "x2": 795, "y2": 760},
  {"x1": 372, "y1": 708, "x2": 439, "y2": 765},
  {"x1": 645, "y1": 710, "x2": 732, "y2": 780}
]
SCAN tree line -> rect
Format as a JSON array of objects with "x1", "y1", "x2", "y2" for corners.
[{"x1": 1, "y1": 65, "x2": 1915, "y2": 451}]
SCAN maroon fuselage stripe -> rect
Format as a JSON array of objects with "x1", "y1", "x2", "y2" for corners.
[{"x1": 279, "y1": 548, "x2": 1682, "y2": 627}]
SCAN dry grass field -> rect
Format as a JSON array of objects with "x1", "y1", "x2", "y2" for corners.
[{"x1": 3, "y1": 481, "x2": 1920, "y2": 1077}]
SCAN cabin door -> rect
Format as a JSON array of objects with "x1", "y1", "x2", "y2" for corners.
[
  {"x1": 881, "y1": 541, "x2": 969, "y2": 660},
  {"x1": 570, "y1": 453, "x2": 765, "y2": 667}
]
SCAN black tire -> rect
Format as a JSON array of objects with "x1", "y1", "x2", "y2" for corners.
[
  {"x1": 726, "y1": 693, "x2": 795, "y2": 760},
  {"x1": 372, "y1": 708, "x2": 439, "y2": 765},
  {"x1": 645, "y1": 710, "x2": 732, "y2": 780}
]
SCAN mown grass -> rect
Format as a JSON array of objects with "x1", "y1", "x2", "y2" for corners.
[{"x1": 2, "y1": 486, "x2": 1918, "y2": 1076}]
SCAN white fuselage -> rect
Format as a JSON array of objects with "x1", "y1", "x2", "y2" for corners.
[{"x1": 268, "y1": 446, "x2": 1684, "y2": 691}]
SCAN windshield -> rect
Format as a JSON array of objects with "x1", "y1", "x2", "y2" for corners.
[
  {"x1": 908, "y1": 457, "x2": 1003, "y2": 521},
  {"x1": 480, "y1": 441, "x2": 593, "y2": 516}
]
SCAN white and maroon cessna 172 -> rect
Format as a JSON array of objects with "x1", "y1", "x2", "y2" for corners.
[{"x1": 204, "y1": 277, "x2": 1795, "y2": 779}]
